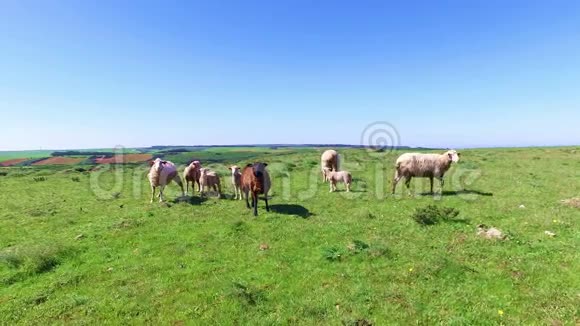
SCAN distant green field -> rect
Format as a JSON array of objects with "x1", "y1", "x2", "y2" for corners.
[
  {"x1": 0, "y1": 148, "x2": 141, "y2": 163},
  {"x1": 0, "y1": 147, "x2": 578, "y2": 324},
  {"x1": 0, "y1": 151, "x2": 54, "y2": 161}
]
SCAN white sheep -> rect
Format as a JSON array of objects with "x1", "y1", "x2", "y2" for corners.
[
  {"x1": 199, "y1": 167, "x2": 222, "y2": 198},
  {"x1": 183, "y1": 160, "x2": 201, "y2": 195},
  {"x1": 392, "y1": 150, "x2": 460, "y2": 195},
  {"x1": 228, "y1": 165, "x2": 242, "y2": 200},
  {"x1": 148, "y1": 158, "x2": 184, "y2": 203},
  {"x1": 323, "y1": 167, "x2": 352, "y2": 192},
  {"x1": 320, "y1": 149, "x2": 340, "y2": 182}
]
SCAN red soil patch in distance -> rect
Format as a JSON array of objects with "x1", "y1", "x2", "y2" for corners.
[
  {"x1": 32, "y1": 157, "x2": 85, "y2": 165},
  {"x1": 95, "y1": 154, "x2": 152, "y2": 164},
  {"x1": 0, "y1": 158, "x2": 29, "y2": 167}
]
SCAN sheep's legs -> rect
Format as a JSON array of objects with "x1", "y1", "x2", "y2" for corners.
[
  {"x1": 404, "y1": 177, "x2": 412, "y2": 196},
  {"x1": 174, "y1": 176, "x2": 185, "y2": 197},
  {"x1": 252, "y1": 192, "x2": 258, "y2": 216},
  {"x1": 185, "y1": 181, "x2": 189, "y2": 196},
  {"x1": 158, "y1": 185, "x2": 166, "y2": 202},
  {"x1": 439, "y1": 177, "x2": 444, "y2": 193},
  {"x1": 392, "y1": 172, "x2": 402, "y2": 194},
  {"x1": 429, "y1": 177, "x2": 434, "y2": 194},
  {"x1": 215, "y1": 184, "x2": 222, "y2": 199},
  {"x1": 264, "y1": 195, "x2": 270, "y2": 212},
  {"x1": 150, "y1": 186, "x2": 156, "y2": 203},
  {"x1": 346, "y1": 182, "x2": 351, "y2": 192},
  {"x1": 244, "y1": 189, "x2": 250, "y2": 209}
]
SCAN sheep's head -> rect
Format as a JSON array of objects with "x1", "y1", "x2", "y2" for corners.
[
  {"x1": 150, "y1": 158, "x2": 165, "y2": 173},
  {"x1": 229, "y1": 165, "x2": 241, "y2": 175},
  {"x1": 191, "y1": 160, "x2": 202, "y2": 169},
  {"x1": 251, "y1": 162, "x2": 268, "y2": 177},
  {"x1": 199, "y1": 167, "x2": 208, "y2": 176},
  {"x1": 446, "y1": 150, "x2": 460, "y2": 163}
]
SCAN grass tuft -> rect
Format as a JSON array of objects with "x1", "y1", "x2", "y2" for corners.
[
  {"x1": 411, "y1": 205, "x2": 460, "y2": 226},
  {"x1": 231, "y1": 282, "x2": 266, "y2": 306},
  {"x1": 323, "y1": 247, "x2": 344, "y2": 261}
]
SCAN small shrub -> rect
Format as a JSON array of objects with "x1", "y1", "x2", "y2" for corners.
[
  {"x1": 323, "y1": 247, "x2": 344, "y2": 261},
  {"x1": 231, "y1": 282, "x2": 266, "y2": 306},
  {"x1": 71, "y1": 177, "x2": 81, "y2": 182},
  {"x1": 33, "y1": 176, "x2": 47, "y2": 182},
  {"x1": 74, "y1": 167, "x2": 87, "y2": 172},
  {"x1": 348, "y1": 240, "x2": 370, "y2": 254},
  {"x1": 0, "y1": 171, "x2": 8, "y2": 176},
  {"x1": 411, "y1": 205, "x2": 460, "y2": 226}
]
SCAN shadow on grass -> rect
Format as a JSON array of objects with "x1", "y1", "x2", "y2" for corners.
[
  {"x1": 419, "y1": 189, "x2": 493, "y2": 197},
  {"x1": 172, "y1": 196, "x2": 206, "y2": 205},
  {"x1": 269, "y1": 204, "x2": 313, "y2": 218}
]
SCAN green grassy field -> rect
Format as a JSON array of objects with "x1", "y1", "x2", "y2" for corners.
[
  {"x1": 0, "y1": 150, "x2": 55, "y2": 162},
  {"x1": 0, "y1": 147, "x2": 578, "y2": 324}
]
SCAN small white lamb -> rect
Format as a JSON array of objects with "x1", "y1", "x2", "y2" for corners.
[
  {"x1": 228, "y1": 165, "x2": 242, "y2": 200},
  {"x1": 199, "y1": 168, "x2": 222, "y2": 198},
  {"x1": 323, "y1": 167, "x2": 352, "y2": 192}
]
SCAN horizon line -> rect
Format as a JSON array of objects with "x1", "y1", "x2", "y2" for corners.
[{"x1": 1, "y1": 143, "x2": 578, "y2": 153}]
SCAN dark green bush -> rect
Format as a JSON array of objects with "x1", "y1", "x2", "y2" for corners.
[{"x1": 411, "y1": 205, "x2": 460, "y2": 226}]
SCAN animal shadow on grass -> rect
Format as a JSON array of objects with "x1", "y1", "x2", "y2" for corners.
[
  {"x1": 419, "y1": 189, "x2": 493, "y2": 197},
  {"x1": 269, "y1": 204, "x2": 313, "y2": 218},
  {"x1": 172, "y1": 196, "x2": 206, "y2": 205}
]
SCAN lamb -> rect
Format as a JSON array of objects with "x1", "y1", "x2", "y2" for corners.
[
  {"x1": 199, "y1": 167, "x2": 222, "y2": 198},
  {"x1": 323, "y1": 167, "x2": 352, "y2": 192},
  {"x1": 183, "y1": 160, "x2": 201, "y2": 195},
  {"x1": 392, "y1": 150, "x2": 460, "y2": 195},
  {"x1": 229, "y1": 165, "x2": 242, "y2": 200},
  {"x1": 148, "y1": 158, "x2": 184, "y2": 203},
  {"x1": 241, "y1": 162, "x2": 271, "y2": 216},
  {"x1": 320, "y1": 149, "x2": 340, "y2": 182}
]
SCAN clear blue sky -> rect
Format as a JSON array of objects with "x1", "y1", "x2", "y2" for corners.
[{"x1": 1, "y1": 0, "x2": 579, "y2": 150}]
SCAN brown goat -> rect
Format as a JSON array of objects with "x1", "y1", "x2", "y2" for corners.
[{"x1": 240, "y1": 162, "x2": 271, "y2": 216}]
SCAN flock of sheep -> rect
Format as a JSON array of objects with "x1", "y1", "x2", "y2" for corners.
[{"x1": 147, "y1": 149, "x2": 461, "y2": 216}]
